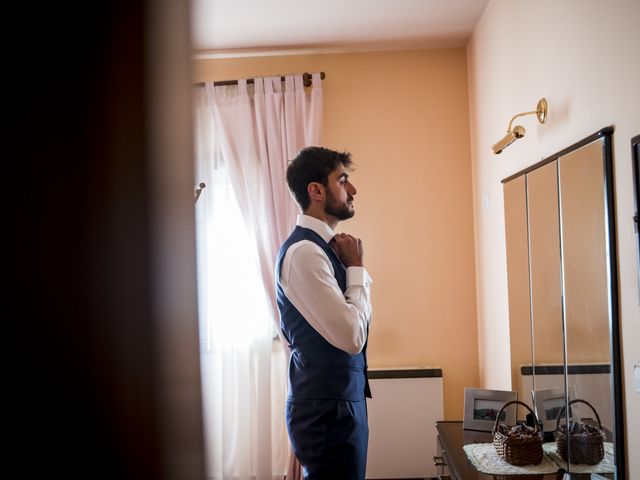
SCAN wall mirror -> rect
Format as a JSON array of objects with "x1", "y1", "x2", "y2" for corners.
[{"x1": 503, "y1": 127, "x2": 624, "y2": 478}]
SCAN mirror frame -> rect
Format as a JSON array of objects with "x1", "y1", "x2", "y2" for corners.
[
  {"x1": 632, "y1": 134, "x2": 640, "y2": 300},
  {"x1": 502, "y1": 126, "x2": 625, "y2": 478}
]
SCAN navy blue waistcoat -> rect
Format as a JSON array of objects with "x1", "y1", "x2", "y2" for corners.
[{"x1": 276, "y1": 226, "x2": 371, "y2": 401}]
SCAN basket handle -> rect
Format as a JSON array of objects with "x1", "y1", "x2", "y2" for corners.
[
  {"x1": 555, "y1": 398, "x2": 603, "y2": 430},
  {"x1": 492, "y1": 400, "x2": 541, "y2": 433}
]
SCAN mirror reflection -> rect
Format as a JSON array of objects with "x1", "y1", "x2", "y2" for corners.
[
  {"x1": 527, "y1": 160, "x2": 564, "y2": 376},
  {"x1": 559, "y1": 139, "x2": 615, "y2": 465},
  {"x1": 503, "y1": 131, "x2": 620, "y2": 478},
  {"x1": 504, "y1": 175, "x2": 533, "y2": 409}
]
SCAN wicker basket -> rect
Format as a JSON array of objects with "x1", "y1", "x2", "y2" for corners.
[
  {"x1": 555, "y1": 399, "x2": 605, "y2": 465},
  {"x1": 492, "y1": 400, "x2": 544, "y2": 466}
]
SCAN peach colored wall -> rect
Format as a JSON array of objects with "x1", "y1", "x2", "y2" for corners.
[
  {"x1": 193, "y1": 49, "x2": 479, "y2": 419},
  {"x1": 467, "y1": 0, "x2": 640, "y2": 476}
]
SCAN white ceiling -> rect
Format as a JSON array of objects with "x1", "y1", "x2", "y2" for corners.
[{"x1": 191, "y1": 0, "x2": 489, "y2": 57}]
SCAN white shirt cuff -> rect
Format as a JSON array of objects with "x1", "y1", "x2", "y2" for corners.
[{"x1": 346, "y1": 267, "x2": 372, "y2": 288}]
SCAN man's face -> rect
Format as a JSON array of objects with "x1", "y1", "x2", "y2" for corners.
[{"x1": 324, "y1": 164, "x2": 357, "y2": 220}]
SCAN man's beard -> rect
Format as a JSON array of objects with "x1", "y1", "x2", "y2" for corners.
[{"x1": 325, "y1": 190, "x2": 354, "y2": 220}]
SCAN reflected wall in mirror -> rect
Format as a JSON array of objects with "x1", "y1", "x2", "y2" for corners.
[
  {"x1": 527, "y1": 161, "x2": 564, "y2": 371},
  {"x1": 502, "y1": 127, "x2": 624, "y2": 478},
  {"x1": 504, "y1": 175, "x2": 532, "y2": 408},
  {"x1": 559, "y1": 140, "x2": 614, "y2": 434}
]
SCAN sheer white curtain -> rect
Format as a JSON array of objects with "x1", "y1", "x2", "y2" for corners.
[{"x1": 194, "y1": 74, "x2": 323, "y2": 480}]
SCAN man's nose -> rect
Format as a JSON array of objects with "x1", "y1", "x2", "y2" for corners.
[{"x1": 349, "y1": 183, "x2": 357, "y2": 195}]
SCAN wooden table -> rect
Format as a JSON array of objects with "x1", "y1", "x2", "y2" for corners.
[{"x1": 435, "y1": 421, "x2": 613, "y2": 480}]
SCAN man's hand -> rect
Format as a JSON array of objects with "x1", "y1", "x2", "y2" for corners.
[{"x1": 330, "y1": 233, "x2": 364, "y2": 267}]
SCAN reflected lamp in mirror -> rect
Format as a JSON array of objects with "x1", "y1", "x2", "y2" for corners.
[{"x1": 463, "y1": 387, "x2": 517, "y2": 432}]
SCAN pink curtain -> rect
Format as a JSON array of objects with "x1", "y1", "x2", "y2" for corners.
[
  {"x1": 204, "y1": 74, "x2": 322, "y2": 479},
  {"x1": 206, "y1": 74, "x2": 322, "y2": 330}
]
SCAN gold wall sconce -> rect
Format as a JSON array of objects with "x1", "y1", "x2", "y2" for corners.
[{"x1": 492, "y1": 98, "x2": 548, "y2": 154}]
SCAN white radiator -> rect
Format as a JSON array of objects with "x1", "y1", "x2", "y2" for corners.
[{"x1": 365, "y1": 368, "x2": 443, "y2": 479}]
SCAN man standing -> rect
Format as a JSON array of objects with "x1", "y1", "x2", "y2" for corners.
[{"x1": 275, "y1": 147, "x2": 373, "y2": 479}]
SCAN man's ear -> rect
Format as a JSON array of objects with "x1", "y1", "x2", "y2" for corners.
[{"x1": 307, "y1": 182, "x2": 325, "y2": 202}]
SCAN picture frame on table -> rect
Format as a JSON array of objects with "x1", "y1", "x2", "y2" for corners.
[
  {"x1": 532, "y1": 385, "x2": 577, "y2": 432},
  {"x1": 463, "y1": 387, "x2": 517, "y2": 432}
]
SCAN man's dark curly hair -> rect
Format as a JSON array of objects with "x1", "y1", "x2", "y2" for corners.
[{"x1": 286, "y1": 146, "x2": 353, "y2": 211}]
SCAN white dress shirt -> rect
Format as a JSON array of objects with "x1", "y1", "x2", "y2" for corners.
[{"x1": 279, "y1": 214, "x2": 373, "y2": 355}]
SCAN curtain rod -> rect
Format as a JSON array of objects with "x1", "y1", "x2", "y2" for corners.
[{"x1": 194, "y1": 71, "x2": 325, "y2": 88}]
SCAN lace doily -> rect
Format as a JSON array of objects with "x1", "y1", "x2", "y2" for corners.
[
  {"x1": 463, "y1": 442, "x2": 616, "y2": 475},
  {"x1": 463, "y1": 442, "x2": 558, "y2": 475},
  {"x1": 543, "y1": 441, "x2": 615, "y2": 474}
]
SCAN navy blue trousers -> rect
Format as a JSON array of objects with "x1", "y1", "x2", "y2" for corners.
[{"x1": 286, "y1": 398, "x2": 368, "y2": 480}]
